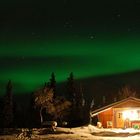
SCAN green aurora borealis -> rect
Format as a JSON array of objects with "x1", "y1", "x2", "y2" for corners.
[
  {"x1": 0, "y1": 36, "x2": 140, "y2": 94},
  {"x1": 0, "y1": 0, "x2": 140, "y2": 94}
]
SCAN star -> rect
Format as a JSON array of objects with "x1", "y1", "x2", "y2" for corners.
[
  {"x1": 89, "y1": 35, "x2": 96, "y2": 40},
  {"x1": 117, "y1": 14, "x2": 121, "y2": 18}
]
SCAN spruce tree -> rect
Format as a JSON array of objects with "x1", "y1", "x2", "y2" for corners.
[
  {"x1": 3, "y1": 80, "x2": 14, "y2": 127},
  {"x1": 66, "y1": 72, "x2": 76, "y2": 104},
  {"x1": 49, "y1": 72, "x2": 56, "y2": 97}
]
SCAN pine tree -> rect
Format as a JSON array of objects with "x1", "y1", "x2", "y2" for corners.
[
  {"x1": 3, "y1": 80, "x2": 14, "y2": 127},
  {"x1": 49, "y1": 72, "x2": 56, "y2": 97},
  {"x1": 66, "y1": 72, "x2": 76, "y2": 104}
]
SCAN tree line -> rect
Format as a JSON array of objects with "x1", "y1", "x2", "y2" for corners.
[
  {"x1": 0, "y1": 72, "x2": 138, "y2": 128},
  {"x1": 0, "y1": 72, "x2": 89, "y2": 128}
]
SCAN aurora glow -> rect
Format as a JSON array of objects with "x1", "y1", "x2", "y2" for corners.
[
  {"x1": 0, "y1": 0, "x2": 140, "y2": 94},
  {"x1": 0, "y1": 37, "x2": 140, "y2": 94}
]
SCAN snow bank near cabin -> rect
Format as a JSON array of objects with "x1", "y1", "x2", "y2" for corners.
[
  {"x1": 88, "y1": 124, "x2": 140, "y2": 137},
  {"x1": 1, "y1": 126, "x2": 140, "y2": 140}
]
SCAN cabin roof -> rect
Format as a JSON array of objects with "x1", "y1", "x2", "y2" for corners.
[{"x1": 90, "y1": 97, "x2": 140, "y2": 117}]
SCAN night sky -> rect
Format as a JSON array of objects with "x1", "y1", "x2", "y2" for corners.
[{"x1": 0, "y1": 0, "x2": 140, "y2": 94}]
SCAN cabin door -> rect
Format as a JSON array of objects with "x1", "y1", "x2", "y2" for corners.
[{"x1": 115, "y1": 111, "x2": 124, "y2": 128}]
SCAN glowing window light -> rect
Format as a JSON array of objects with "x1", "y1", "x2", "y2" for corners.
[{"x1": 123, "y1": 110, "x2": 138, "y2": 120}]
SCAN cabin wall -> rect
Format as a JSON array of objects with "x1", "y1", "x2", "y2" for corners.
[
  {"x1": 98, "y1": 106, "x2": 140, "y2": 128},
  {"x1": 92, "y1": 98, "x2": 140, "y2": 128},
  {"x1": 98, "y1": 108, "x2": 113, "y2": 128}
]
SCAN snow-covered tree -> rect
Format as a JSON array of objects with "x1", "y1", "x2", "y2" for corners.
[
  {"x1": 34, "y1": 86, "x2": 54, "y2": 123},
  {"x1": 51, "y1": 96, "x2": 71, "y2": 121},
  {"x1": 34, "y1": 84, "x2": 71, "y2": 124}
]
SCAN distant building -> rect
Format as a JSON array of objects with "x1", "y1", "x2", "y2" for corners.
[{"x1": 90, "y1": 97, "x2": 140, "y2": 128}]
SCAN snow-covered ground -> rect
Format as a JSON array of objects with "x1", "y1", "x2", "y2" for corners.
[{"x1": 0, "y1": 125, "x2": 140, "y2": 140}]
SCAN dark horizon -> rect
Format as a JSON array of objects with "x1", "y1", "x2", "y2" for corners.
[{"x1": 0, "y1": 69, "x2": 140, "y2": 98}]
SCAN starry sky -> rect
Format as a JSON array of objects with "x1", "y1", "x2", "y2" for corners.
[{"x1": 0, "y1": 0, "x2": 140, "y2": 94}]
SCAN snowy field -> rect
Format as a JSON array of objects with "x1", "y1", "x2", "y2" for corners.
[{"x1": 0, "y1": 125, "x2": 140, "y2": 140}]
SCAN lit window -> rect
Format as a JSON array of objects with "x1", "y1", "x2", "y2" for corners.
[{"x1": 123, "y1": 110, "x2": 139, "y2": 120}]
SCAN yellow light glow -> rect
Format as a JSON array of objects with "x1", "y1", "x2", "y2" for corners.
[{"x1": 123, "y1": 110, "x2": 138, "y2": 120}]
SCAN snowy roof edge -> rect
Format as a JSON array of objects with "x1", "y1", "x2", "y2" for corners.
[{"x1": 90, "y1": 96, "x2": 140, "y2": 117}]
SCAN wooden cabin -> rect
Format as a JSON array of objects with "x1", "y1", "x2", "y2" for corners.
[{"x1": 90, "y1": 97, "x2": 140, "y2": 128}]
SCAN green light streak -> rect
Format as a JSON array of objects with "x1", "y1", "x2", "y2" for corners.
[{"x1": 0, "y1": 36, "x2": 140, "y2": 94}]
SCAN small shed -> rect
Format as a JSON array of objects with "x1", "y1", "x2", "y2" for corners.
[{"x1": 90, "y1": 97, "x2": 140, "y2": 128}]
